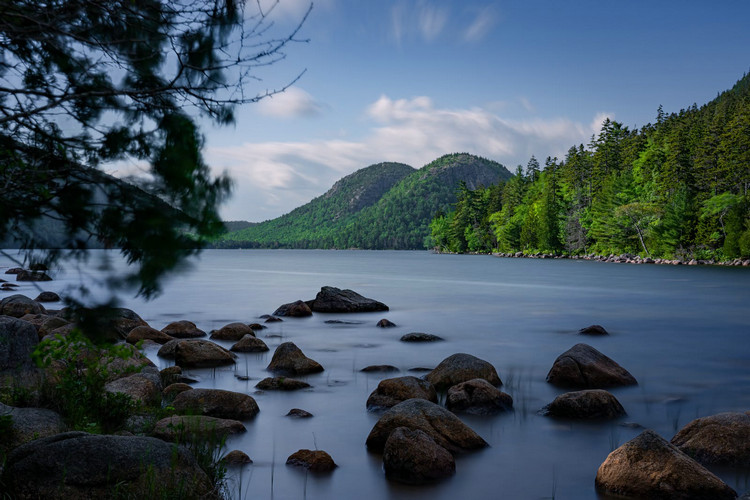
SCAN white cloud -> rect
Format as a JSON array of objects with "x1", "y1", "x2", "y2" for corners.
[
  {"x1": 390, "y1": 1, "x2": 449, "y2": 44},
  {"x1": 464, "y1": 6, "x2": 497, "y2": 42},
  {"x1": 256, "y1": 87, "x2": 324, "y2": 118},
  {"x1": 417, "y1": 3, "x2": 449, "y2": 41},
  {"x1": 207, "y1": 95, "x2": 607, "y2": 221}
]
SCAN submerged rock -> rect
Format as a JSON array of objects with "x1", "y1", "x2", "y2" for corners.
[
  {"x1": 273, "y1": 300, "x2": 313, "y2": 317},
  {"x1": 210, "y1": 322, "x2": 255, "y2": 341},
  {"x1": 222, "y1": 450, "x2": 253, "y2": 465},
  {"x1": 287, "y1": 408, "x2": 313, "y2": 418},
  {"x1": 360, "y1": 364, "x2": 399, "y2": 373},
  {"x1": 671, "y1": 411, "x2": 750, "y2": 466},
  {"x1": 376, "y1": 318, "x2": 397, "y2": 328},
  {"x1": 161, "y1": 320, "x2": 206, "y2": 339},
  {"x1": 579, "y1": 324, "x2": 609, "y2": 335},
  {"x1": 266, "y1": 342, "x2": 323, "y2": 375},
  {"x1": 366, "y1": 376, "x2": 437, "y2": 411},
  {"x1": 540, "y1": 389, "x2": 625, "y2": 419},
  {"x1": 425, "y1": 353, "x2": 502, "y2": 391},
  {"x1": 230, "y1": 334, "x2": 269, "y2": 352},
  {"x1": 152, "y1": 415, "x2": 246, "y2": 441},
  {"x1": 383, "y1": 427, "x2": 455, "y2": 484},
  {"x1": 546, "y1": 343, "x2": 637, "y2": 389},
  {"x1": 286, "y1": 449, "x2": 336, "y2": 472},
  {"x1": 256, "y1": 377, "x2": 311, "y2": 391},
  {"x1": 446, "y1": 378, "x2": 513, "y2": 415},
  {"x1": 595, "y1": 429, "x2": 736, "y2": 499},
  {"x1": 400, "y1": 332, "x2": 444, "y2": 342},
  {"x1": 366, "y1": 398, "x2": 487, "y2": 454},
  {"x1": 34, "y1": 291, "x2": 60, "y2": 303},
  {"x1": 306, "y1": 286, "x2": 388, "y2": 313}
]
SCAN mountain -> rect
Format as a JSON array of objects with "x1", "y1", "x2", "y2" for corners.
[{"x1": 218, "y1": 153, "x2": 512, "y2": 249}]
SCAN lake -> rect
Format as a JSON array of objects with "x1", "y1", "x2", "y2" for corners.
[{"x1": 3, "y1": 249, "x2": 750, "y2": 499}]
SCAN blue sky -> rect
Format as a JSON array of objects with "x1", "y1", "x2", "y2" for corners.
[{"x1": 191, "y1": 0, "x2": 750, "y2": 222}]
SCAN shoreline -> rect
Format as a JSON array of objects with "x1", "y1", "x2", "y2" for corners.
[{"x1": 490, "y1": 251, "x2": 750, "y2": 267}]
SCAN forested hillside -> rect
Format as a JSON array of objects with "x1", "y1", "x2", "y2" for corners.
[
  {"x1": 430, "y1": 74, "x2": 750, "y2": 260},
  {"x1": 217, "y1": 153, "x2": 511, "y2": 249}
]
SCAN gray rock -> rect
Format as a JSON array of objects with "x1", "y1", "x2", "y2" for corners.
[
  {"x1": 163, "y1": 382, "x2": 193, "y2": 399},
  {"x1": 366, "y1": 376, "x2": 437, "y2": 410},
  {"x1": 171, "y1": 388, "x2": 259, "y2": 420},
  {"x1": 595, "y1": 429, "x2": 736, "y2": 499},
  {"x1": 1, "y1": 431, "x2": 213, "y2": 498},
  {"x1": 161, "y1": 320, "x2": 206, "y2": 339},
  {"x1": 0, "y1": 403, "x2": 67, "y2": 450},
  {"x1": 383, "y1": 427, "x2": 455, "y2": 484},
  {"x1": 540, "y1": 389, "x2": 625, "y2": 419},
  {"x1": 366, "y1": 398, "x2": 487, "y2": 454},
  {"x1": 376, "y1": 318, "x2": 396, "y2": 328},
  {"x1": 0, "y1": 294, "x2": 46, "y2": 317},
  {"x1": 286, "y1": 408, "x2": 313, "y2": 418},
  {"x1": 210, "y1": 322, "x2": 256, "y2": 341},
  {"x1": 0, "y1": 316, "x2": 39, "y2": 374},
  {"x1": 286, "y1": 449, "x2": 336, "y2": 472},
  {"x1": 579, "y1": 324, "x2": 609, "y2": 335},
  {"x1": 360, "y1": 364, "x2": 399, "y2": 373},
  {"x1": 34, "y1": 291, "x2": 60, "y2": 303},
  {"x1": 152, "y1": 415, "x2": 246, "y2": 441},
  {"x1": 400, "y1": 332, "x2": 444, "y2": 342},
  {"x1": 222, "y1": 449, "x2": 252, "y2": 464},
  {"x1": 273, "y1": 300, "x2": 313, "y2": 317},
  {"x1": 230, "y1": 334, "x2": 269, "y2": 352},
  {"x1": 16, "y1": 270, "x2": 52, "y2": 281},
  {"x1": 546, "y1": 343, "x2": 637, "y2": 389},
  {"x1": 104, "y1": 370, "x2": 162, "y2": 407},
  {"x1": 446, "y1": 378, "x2": 513, "y2": 415},
  {"x1": 126, "y1": 325, "x2": 174, "y2": 345},
  {"x1": 174, "y1": 339, "x2": 236, "y2": 368},
  {"x1": 306, "y1": 286, "x2": 388, "y2": 313},
  {"x1": 425, "y1": 353, "x2": 502, "y2": 391},
  {"x1": 256, "y1": 377, "x2": 311, "y2": 391},
  {"x1": 671, "y1": 411, "x2": 750, "y2": 466},
  {"x1": 266, "y1": 342, "x2": 323, "y2": 375}
]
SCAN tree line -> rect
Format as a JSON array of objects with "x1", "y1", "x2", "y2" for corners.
[{"x1": 430, "y1": 74, "x2": 750, "y2": 260}]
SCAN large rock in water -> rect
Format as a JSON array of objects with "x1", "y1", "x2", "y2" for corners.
[
  {"x1": 174, "y1": 339, "x2": 236, "y2": 368},
  {"x1": 1, "y1": 431, "x2": 214, "y2": 498},
  {"x1": 231, "y1": 334, "x2": 269, "y2": 352},
  {"x1": 306, "y1": 286, "x2": 388, "y2": 313},
  {"x1": 425, "y1": 353, "x2": 502, "y2": 391},
  {"x1": 210, "y1": 322, "x2": 256, "y2": 341},
  {"x1": 0, "y1": 294, "x2": 46, "y2": 317},
  {"x1": 383, "y1": 427, "x2": 455, "y2": 484},
  {"x1": 266, "y1": 342, "x2": 323, "y2": 375},
  {"x1": 366, "y1": 398, "x2": 487, "y2": 454},
  {"x1": 546, "y1": 343, "x2": 637, "y2": 389},
  {"x1": 446, "y1": 378, "x2": 513, "y2": 415},
  {"x1": 273, "y1": 300, "x2": 313, "y2": 317},
  {"x1": 171, "y1": 388, "x2": 259, "y2": 420},
  {"x1": 595, "y1": 429, "x2": 737, "y2": 499},
  {"x1": 286, "y1": 449, "x2": 337, "y2": 472},
  {"x1": 366, "y1": 376, "x2": 437, "y2": 410},
  {"x1": 671, "y1": 411, "x2": 750, "y2": 466},
  {"x1": 161, "y1": 320, "x2": 206, "y2": 339},
  {"x1": 540, "y1": 389, "x2": 625, "y2": 419}
]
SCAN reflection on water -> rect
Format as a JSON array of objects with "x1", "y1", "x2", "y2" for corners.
[{"x1": 2, "y1": 249, "x2": 749, "y2": 498}]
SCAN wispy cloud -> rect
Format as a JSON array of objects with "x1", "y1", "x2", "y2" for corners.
[
  {"x1": 207, "y1": 95, "x2": 607, "y2": 221},
  {"x1": 257, "y1": 87, "x2": 324, "y2": 118},
  {"x1": 417, "y1": 3, "x2": 449, "y2": 41},
  {"x1": 390, "y1": 1, "x2": 449, "y2": 43},
  {"x1": 464, "y1": 5, "x2": 497, "y2": 42}
]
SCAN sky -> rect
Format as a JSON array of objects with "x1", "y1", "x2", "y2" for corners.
[{"x1": 191, "y1": 0, "x2": 750, "y2": 222}]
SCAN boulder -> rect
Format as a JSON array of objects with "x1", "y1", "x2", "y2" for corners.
[
  {"x1": 366, "y1": 376, "x2": 437, "y2": 411},
  {"x1": 579, "y1": 324, "x2": 609, "y2": 335},
  {"x1": 157, "y1": 338, "x2": 181, "y2": 359},
  {"x1": 104, "y1": 369, "x2": 162, "y2": 407},
  {"x1": 222, "y1": 450, "x2": 253, "y2": 465},
  {"x1": 16, "y1": 270, "x2": 52, "y2": 281},
  {"x1": 366, "y1": 398, "x2": 487, "y2": 454},
  {"x1": 163, "y1": 383, "x2": 193, "y2": 399},
  {"x1": 264, "y1": 316, "x2": 283, "y2": 323},
  {"x1": 286, "y1": 449, "x2": 337, "y2": 472},
  {"x1": 256, "y1": 377, "x2": 311, "y2": 391},
  {"x1": 99, "y1": 307, "x2": 149, "y2": 341},
  {"x1": 400, "y1": 332, "x2": 444, "y2": 342},
  {"x1": 126, "y1": 325, "x2": 173, "y2": 345},
  {"x1": 37, "y1": 316, "x2": 70, "y2": 339},
  {"x1": 171, "y1": 388, "x2": 259, "y2": 420},
  {"x1": 0, "y1": 294, "x2": 46, "y2": 317},
  {"x1": 306, "y1": 286, "x2": 388, "y2": 313},
  {"x1": 671, "y1": 411, "x2": 750, "y2": 466},
  {"x1": 383, "y1": 427, "x2": 455, "y2": 484},
  {"x1": 266, "y1": 342, "x2": 323, "y2": 375},
  {"x1": 540, "y1": 389, "x2": 625, "y2": 419},
  {"x1": 0, "y1": 315, "x2": 39, "y2": 374},
  {"x1": 161, "y1": 320, "x2": 206, "y2": 339},
  {"x1": 1, "y1": 431, "x2": 213, "y2": 498},
  {"x1": 0, "y1": 403, "x2": 67, "y2": 450},
  {"x1": 376, "y1": 318, "x2": 396, "y2": 328},
  {"x1": 174, "y1": 339, "x2": 236, "y2": 368},
  {"x1": 159, "y1": 366, "x2": 182, "y2": 386},
  {"x1": 446, "y1": 378, "x2": 513, "y2": 415},
  {"x1": 360, "y1": 365, "x2": 399, "y2": 373},
  {"x1": 152, "y1": 415, "x2": 246, "y2": 441},
  {"x1": 248, "y1": 323, "x2": 266, "y2": 331},
  {"x1": 546, "y1": 343, "x2": 637, "y2": 389},
  {"x1": 595, "y1": 429, "x2": 736, "y2": 499},
  {"x1": 425, "y1": 353, "x2": 502, "y2": 391},
  {"x1": 210, "y1": 322, "x2": 256, "y2": 341},
  {"x1": 4, "y1": 268, "x2": 23, "y2": 275},
  {"x1": 273, "y1": 300, "x2": 313, "y2": 317},
  {"x1": 230, "y1": 334, "x2": 269, "y2": 352},
  {"x1": 287, "y1": 408, "x2": 313, "y2": 418},
  {"x1": 34, "y1": 291, "x2": 60, "y2": 303}
]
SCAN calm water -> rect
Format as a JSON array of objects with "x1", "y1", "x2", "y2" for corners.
[{"x1": 3, "y1": 249, "x2": 750, "y2": 499}]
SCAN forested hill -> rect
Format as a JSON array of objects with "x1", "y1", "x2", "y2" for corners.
[
  {"x1": 217, "y1": 153, "x2": 511, "y2": 249},
  {"x1": 430, "y1": 73, "x2": 750, "y2": 260}
]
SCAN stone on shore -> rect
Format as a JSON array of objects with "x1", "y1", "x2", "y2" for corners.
[
  {"x1": 171, "y1": 388, "x2": 259, "y2": 420},
  {"x1": 540, "y1": 389, "x2": 625, "y2": 419},
  {"x1": 671, "y1": 411, "x2": 750, "y2": 466},
  {"x1": 366, "y1": 376, "x2": 437, "y2": 411},
  {"x1": 266, "y1": 342, "x2": 323, "y2": 375},
  {"x1": 104, "y1": 369, "x2": 163, "y2": 407},
  {"x1": 366, "y1": 398, "x2": 487, "y2": 454},
  {"x1": 0, "y1": 315, "x2": 39, "y2": 374},
  {"x1": 383, "y1": 427, "x2": 455, "y2": 484},
  {"x1": 546, "y1": 343, "x2": 637, "y2": 389},
  {"x1": 595, "y1": 429, "x2": 736, "y2": 499},
  {"x1": 0, "y1": 403, "x2": 67, "y2": 451},
  {"x1": 306, "y1": 286, "x2": 388, "y2": 313},
  {"x1": 446, "y1": 378, "x2": 513, "y2": 415},
  {"x1": 425, "y1": 353, "x2": 502, "y2": 391}
]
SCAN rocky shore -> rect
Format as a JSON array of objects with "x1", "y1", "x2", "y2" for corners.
[{"x1": 492, "y1": 251, "x2": 750, "y2": 267}]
